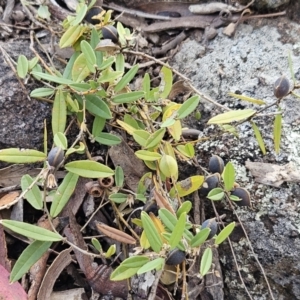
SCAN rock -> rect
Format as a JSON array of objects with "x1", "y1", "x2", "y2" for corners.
[
  {"x1": 172, "y1": 15, "x2": 300, "y2": 300},
  {"x1": 0, "y1": 40, "x2": 51, "y2": 151}
]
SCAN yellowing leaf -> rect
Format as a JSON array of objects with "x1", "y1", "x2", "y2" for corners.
[
  {"x1": 208, "y1": 109, "x2": 256, "y2": 124},
  {"x1": 135, "y1": 150, "x2": 162, "y2": 161},
  {"x1": 170, "y1": 175, "x2": 204, "y2": 197},
  {"x1": 273, "y1": 112, "x2": 282, "y2": 154},
  {"x1": 228, "y1": 92, "x2": 266, "y2": 105},
  {"x1": 162, "y1": 104, "x2": 182, "y2": 141},
  {"x1": 116, "y1": 119, "x2": 135, "y2": 135},
  {"x1": 72, "y1": 53, "x2": 90, "y2": 82},
  {"x1": 0, "y1": 149, "x2": 46, "y2": 163},
  {"x1": 159, "y1": 66, "x2": 173, "y2": 98},
  {"x1": 59, "y1": 25, "x2": 85, "y2": 48}
]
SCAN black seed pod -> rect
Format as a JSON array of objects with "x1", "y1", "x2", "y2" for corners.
[
  {"x1": 274, "y1": 76, "x2": 290, "y2": 99},
  {"x1": 231, "y1": 187, "x2": 251, "y2": 207},
  {"x1": 208, "y1": 155, "x2": 224, "y2": 174},
  {"x1": 166, "y1": 248, "x2": 186, "y2": 265},
  {"x1": 143, "y1": 199, "x2": 158, "y2": 215},
  {"x1": 201, "y1": 218, "x2": 218, "y2": 239},
  {"x1": 199, "y1": 173, "x2": 220, "y2": 196},
  {"x1": 101, "y1": 25, "x2": 118, "y2": 43},
  {"x1": 84, "y1": 6, "x2": 103, "y2": 24},
  {"x1": 47, "y1": 147, "x2": 64, "y2": 168}
]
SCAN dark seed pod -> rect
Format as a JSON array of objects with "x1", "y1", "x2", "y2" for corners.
[
  {"x1": 231, "y1": 187, "x2": 251, "y2": 207},
  {"x1": 274, "y1": 76, "x2": 290, "y2": 99},
  {"x1": 208, "y1": 155, "x2": 224, "y2": 174},
  {"x1": 98, "y1": 176, "x2": 114, "y2": 188},
  {"x1": 143, "y1": 199, "x2": 158, "y2": 215},
  {"x1": 101, "y1": 25, "x2": 118, "y2": 43},
  {"x1": 84, "y1": 6, "x2": 103, "y2": 25},
  {"x1": 166, "y1": 248, "x2": 186, "y2": 265},
  {"x1": 199, "y1": 173, "x2": 220, "y2": 196},
  {"x1": 47, "y1": 147, "x2": 64, "y2": 168},
  {"x1": 201, "y1": 218, "x2": 218, "y2": 239}
]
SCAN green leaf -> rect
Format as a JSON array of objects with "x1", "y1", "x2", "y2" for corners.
[
  {"x1": 112, "y1": 91, "x2": 145, "y2": 104},
  {"x1": 92, "y1": 116, "x2": 106, "y2": 137},
  {"x1": 63, "y1": 52, "x2": 80, "y2": 79},
  {"x1": 228, "y1": 92, "x2": 266, "y2": 105},
  {"x1": 132, "y1": 130, "x2": 150, "y2": 147},
  {"x1": 124, "y1": 114, "x2": 141, "y2": 130},
  {"x1": 215, "y1": 222, "x2": 235, "y2": 245},
  {"x1": 52, "y1": 90, "x2": 66, "y2": 135},
  {"x1": 145, "y1": 128, "x2": 166, "y2": 149},
  {"x1": 273, "y1": 112, "x2": 282, "y2": 154},
  {"x1": 65, "y1": 160, "x2": 114, "y2": 178},
  {"x1": 10, "y1": 241, "x2": 52, "y2": 282},
  {"x1": 208, "y1": 109, "x2": 256, "y2": 124},
  {"x1": 137, "y1": 172, "x2": 152, "y2": 195},
  {"x1": 115, "y1": 166, "x2": 124, "y2": 187},
  {"x1": 28, "y1": 57, "x2": 39, "y2": 70},
  {"x1": 200, "y1": 248, "x2": 212, "y2": 276},
  {"x1": 59, "y1": 25, "x2": 85, "y2": 48},
  {"x1": 135, "y1": 150, "x2": 162, "y2": 161},
  {"x1": 70, "y1": 4, "x2": 87, "y2": 26},
  {"x1": 80, "y1": 40, "x2": 96, "y2": 73},
  {"x1": 91, "y1": 238, "x2": 102, "y2": 253},
  {"x1": 160, "y1": 117, "x2": 176, "y2": 128},
  {"x1": 37, "y1": 5, "x2": 50, "y2": 19},
  {"x1": 177, "y1": 95, "x2": 200, "y2": 119},
  {"x1": 223, "y1": 162, "x2": 235, "y2": 192},
  {"x1": 21, "y1": 175, "x2": 43, "y2": 210},
  {"x1": 141, "y1": 211, "x2": 163, "y2": 253},
  {"x1": 94, "y1": 133, "x2": 121, "y2": 146},
  {"x1": 115, "y1": 53, "x2": 125, "y2": 72},
  {"x1": 169, "y1": 212, "x2": 186, "y2": 249},
  {"x1": 50, "y1": 172, "x2": 79, "y2": 217},
  {"x1": 85, "y1": 95, "x2": 112, "y2": 119},
  {"x1": 108, "y1": 193, "x2": 128, "y2": 203},
  {"x1": 176, "y1": 201, "x2": 192, "y2": 218},
  {"x1": 0, "y1": 220, "x2": 62, "y2": 241},
  {"x1": 54, "y1": 132, "x2": 68, "y2": 150},
  {"x1": 137, "y1": 257, "x2": 164, "y2": 275},
  {"x1": 207, "y1": 188, "x2": 224, "y2": 201},
  {"x1": 72, "y1": 53, "x2": 90, "y2": 82},
  {"x1": 98, "y1": 56, "x2": 115, "y2": 70},
  {"x1": 17, "y1": 55, "x2": 29, "y2": 79},
  {"x1": 159, "y1": 66, "x2": 172, "y2": 99},
  {"x1": 105, "y1": 244, "x2": 116, "y2": 258},
  {"x1": 0, "y1": 148, "x2": 46, "y2": 163},
  {"x1": 30, "y1": 87, "x2": 54, "y2": 98},
  {"x1": 190, "y1": 228, "x2": 211, "y2": 248},
  {"x1": 121, "y1": 256, "x2": 150, "y2": 268},
  {"x1": 176, "y1": 143, "x2": 195, "y2": 158},
  {"x1": 31, "y1": 72, "x2": 74, "y2": 85},
  {"x1": 115, "y1": 64, "x2": 139, "y2": 92},
  {"x1": 251, "y1": 121, "x2": 266, "y2": 155},
  {"x1": 159, "y1": 154, "x2": 178, "y2": 180},
  {"x1": 110, "y1": 265, "x2": 140, "y2": 281}
]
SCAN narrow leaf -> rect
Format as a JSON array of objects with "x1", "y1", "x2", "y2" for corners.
[
  {"x1": 30, "y1": 88, "x2": 54, "y2": 98},
  {"x1": 122, "y1": 256, "x2": 150, "y2": 268},
  {"x1": 208, "y1": 109, "x2": 255, "y2": 124},
  {"x1": 159, "y1": 66, "x2": 172, "y2": 99},
  {"x1": 50, "y1": 172, "x2": 79, "y2": 217},
  {"x1": 115, "y1": 166, "x2": 124, "y2": 187},
  {"x1": 215, "y1": 222, "x2": 235, "y2": 245},
  {"x1": 112, "y1": 91, "x2": 144, "y2": 104},
  {"x1": 94, "y1": 133, "x2": 121, "y2": 146},
  {"x1": 31, "y1": 72, "x2": 74, "y2": 85},
  {"x1": 59, "y1": 25, "x2": 85, "y2": 48},
  {"x1": 10, "y1": 241, "x2": 52, "y2": 282},
  {"x1": 200, "y1": 248, "x2": 213, "y2": 276},
  {"x1": 190, "y1": 228, "x2": 211, "y2": 248},
  {"x1": 0, "y1": 220, "x2": 62, "y2": 241},
  {"x1": 52, "y1": 89, "x2": 66, "y2": 135},
  {"x1": 0, "y1": 148, "x2": 46, "y2": 163},
  {"x1": 169, "y1": 212, "x2": 186, "y2": 249},
  {"x1": 228, "y1": 92, "x2": 266, "y2": 105},
  {"x1": 80, "y1": 40, "x2": 96, "y2": 73},
  {"x1": 273, "y1": 112, "x2": 282, "y2": 154},
  {"x1": 251, "y1": 121, "x2": 266, "y2": 155},
  {"x1": 141, "y1": 211, "x2": 163, "y2": 253},
  {"x1": 72, "y1": 53, "x2": 90, "y2": 82},
  {"x1": 223, "y1": 162, "x2": 235, "y2": 192},
  {"x1": 110, "y1": 265, "x2": 140, "y2": 281},
  {"x1": 135, "y1": 150, "x2": 162, "y2": 161},
  {"x1": 115, "y1": 64, "x2": 139, "y2": 92}
]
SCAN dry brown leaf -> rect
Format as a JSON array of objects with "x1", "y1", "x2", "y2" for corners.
[
  {"x1": 153, "y1": 189, "x2": 176, "y2": 215},
  {"x1": 0, "y1": 191, "x2": 20, "y2": 210},
  {"x1": 95, "y1": 221, "x2": 136, "y2": 245}
]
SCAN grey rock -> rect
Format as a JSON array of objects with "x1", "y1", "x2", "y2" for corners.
[{"x1": 172, "y1": 16, "x2": 300, "y2": 300}]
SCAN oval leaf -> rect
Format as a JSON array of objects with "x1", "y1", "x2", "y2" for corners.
[
  {"x1": 215, "y1": 222, "x2": 235, "y2": 245},
  {"x1": 137, "y1": 257, "x2": 164, "y2": 275},
  {"x1": 21, "y1": 175, "x2": 43, "y2": 210},
  {"x1": 94, "y1": 133, "x2": 121, "y2": 146},
  {"x1": 223, "y1": 162, "x2": 235, "y2": 192},
  {"x1": 200, "y1": 248, "x2": 212, "y2": 276},
  {"x1": 65, "y1": 160, "x2": 114, "y2": 178},
  {"x1": 135, "y1": 150, "x2": 162, "y2": 161},
  {"x1": 177, "y1": 95, "x2": 200, "y2": 119},
  {"x1": 17, "y1": 55, "x2": 28, "y2": 79},
  {"x1": 52, "y1": 90, "x2": 66, "y2": 135},
  {"x1": 112, "y1": 91, "x2": 145, "y2": 104}
]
